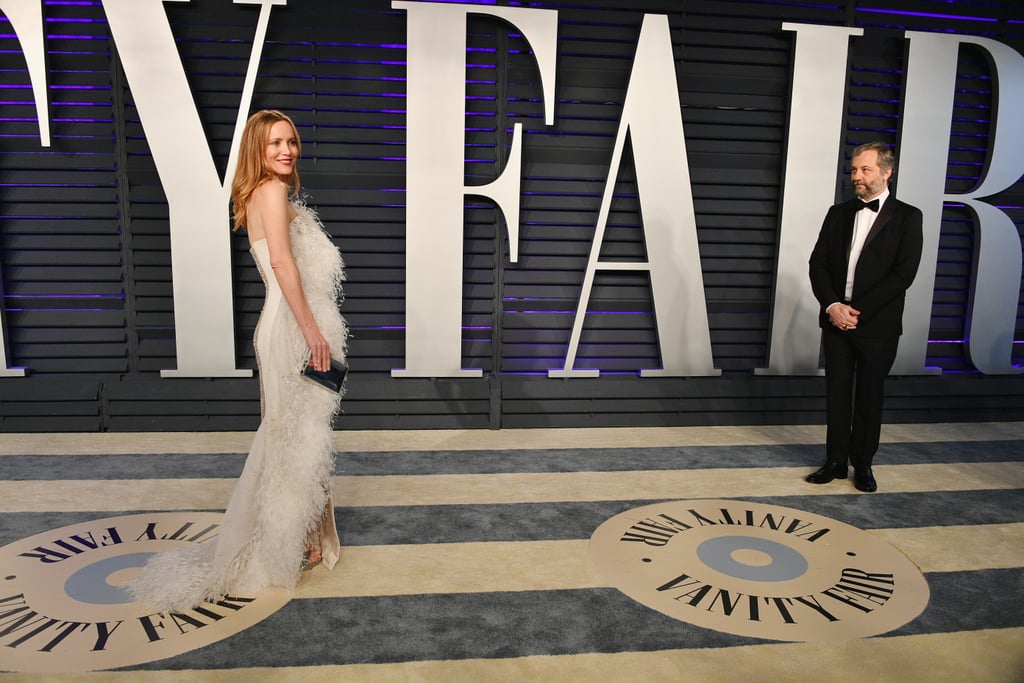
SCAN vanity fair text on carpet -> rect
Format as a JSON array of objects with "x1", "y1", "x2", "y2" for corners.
[
  {"x1": 0, "y1": 512, "x2": 296, "y2": 672},
  {"x1": 591, "y1": 500, "x2": 930, "y2": 640},
  {"x1": 2, "y1": 0, "x2": 1021, "y2": 379},
  {"x1": 624, "y1": 508, "x2": 894, "y2": 626}
]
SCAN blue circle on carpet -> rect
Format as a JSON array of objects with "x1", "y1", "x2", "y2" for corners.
[
  {"x1": 696, "y1": 536, "x2": 807, "y2": 582},
  {"x1": 64, "y1": 552, "x2": 155, "y2": 604}
]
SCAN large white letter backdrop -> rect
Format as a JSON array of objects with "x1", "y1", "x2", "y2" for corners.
[{"x1": 0, "y1": 1, "x2": 1021, "y2": 379}]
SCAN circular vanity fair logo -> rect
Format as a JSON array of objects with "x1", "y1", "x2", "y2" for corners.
[
  {"x1": 0, "y1": 512, "x2": 290, "y2": 673},
  {"x1": 590, "y1": 500, "x2": 930, "y2": 642}
]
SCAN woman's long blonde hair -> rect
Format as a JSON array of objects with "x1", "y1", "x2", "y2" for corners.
[{"x1": 231, "y1": 109, "x2": 302, "y2": 230}]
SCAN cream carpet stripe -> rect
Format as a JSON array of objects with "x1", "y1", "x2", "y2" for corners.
[
  {"x1": 870, "y1": 522, "x2": 1024, "y2": 572},
  {"x1": 301, "y1": 540, "x2": 603, "y2": 597},
  {"x1": 3, "y1": 461, "x2": 1021, "y2": 512},
  {"x1": 333, "y1": 462, "x2": 1024, "y2": 506},
  {"x1": 293, "y1": 522, "x2": 1024, "y2": 599},
  {"x1": 2, "y1": 422, "x2": 1021, "y2": 456},
  {"x1": 5, "y1": 627, "x2": 1020, "y2": 683}
]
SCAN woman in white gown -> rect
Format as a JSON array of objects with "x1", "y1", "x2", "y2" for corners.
[{"x1": 129, "y1": 110, "x2": 347, "y2": 612}]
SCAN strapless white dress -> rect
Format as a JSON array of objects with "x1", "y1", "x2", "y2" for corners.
[{"x1": 129, "y1": 201, "x2": 347, "y2": 612}]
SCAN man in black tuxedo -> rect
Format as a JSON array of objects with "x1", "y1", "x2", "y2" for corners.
[{"x1": 806, "y1": 141, "x2": 924, "y2": 492}]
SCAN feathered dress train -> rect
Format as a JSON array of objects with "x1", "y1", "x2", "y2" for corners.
[{"x1": 129, "y1": 202, "x2": 347, "y2": 612}]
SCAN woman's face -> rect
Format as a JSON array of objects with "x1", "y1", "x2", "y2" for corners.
[{"x1": 264, "y1": 120, "x2": 298, "y2": 179}]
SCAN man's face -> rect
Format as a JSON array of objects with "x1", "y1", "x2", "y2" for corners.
[{"x1": 850, "y1": 150, "x2": 891, "y2": 200}]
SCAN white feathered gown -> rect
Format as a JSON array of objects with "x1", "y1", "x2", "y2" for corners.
[{"x1": 129, "y1": 202, "x2": 347, "y2": 612}]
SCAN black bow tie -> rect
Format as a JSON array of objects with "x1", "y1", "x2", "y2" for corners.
[{"x1": 857, "y1": 198, "x2": 880, "y2": 212}]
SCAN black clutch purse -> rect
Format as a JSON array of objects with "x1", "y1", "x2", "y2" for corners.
[{"x1": 301, "y1": 357, "x2": 348, "y2": 393}]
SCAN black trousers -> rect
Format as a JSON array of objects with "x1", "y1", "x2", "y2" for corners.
[{"x1": 822, "y1": 325, "x2": 899, "y2": 471}]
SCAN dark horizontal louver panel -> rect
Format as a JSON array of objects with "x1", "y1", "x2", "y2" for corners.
[{"x1": 0, "y1": 0, "x2": 1020, "y2": 430}]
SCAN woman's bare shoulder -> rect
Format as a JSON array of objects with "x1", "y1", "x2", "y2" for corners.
[{"x1": 252, "y1": 178, "x2": 289, "y2": 204}]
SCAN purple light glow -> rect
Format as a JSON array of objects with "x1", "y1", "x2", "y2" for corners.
[
  {"x1": 355, "y1": 326, "x2": 496, "y2": 334},
  {"x1": 0, "y1": 183, "x2": 100, "y2": 187},
  {"x1": 4, "y1": 308, "x2": 113, "y2": 313},
  {"x1": 44, "y1": 17, "x2": 104, "y2": 23},
  {"x1": 512, "y1": 311, "x2": 576, "y2": 315},
  {"x1": 857, "y1": 7, "x2": 998, "y2": 22},
  {"x1": 5, "y1": 294, "x2": 118, "y2": 300},
  {"x1": 46, "y1": 102, "x2": 111, "y2": 108},
  {"x1": 510, "y1": 311, "x2": 651, "y2": 316}
]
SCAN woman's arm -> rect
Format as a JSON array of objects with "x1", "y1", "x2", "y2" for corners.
[{"x1": 253, "y1": 180, "x2": 330, "y2": 371}]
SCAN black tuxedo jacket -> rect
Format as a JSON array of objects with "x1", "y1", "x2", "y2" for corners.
[{"x1": 809, "y1": 194, "x2": 924, "y2": 338}]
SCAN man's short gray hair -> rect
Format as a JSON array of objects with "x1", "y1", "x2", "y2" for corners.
[{"x1": 852, "y1": 141, "x2": 895, "y2": 173}]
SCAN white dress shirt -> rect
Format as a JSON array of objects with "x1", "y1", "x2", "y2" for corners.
[{"x1": 843, "y1": 187, "x2": 889, "y2": 301}]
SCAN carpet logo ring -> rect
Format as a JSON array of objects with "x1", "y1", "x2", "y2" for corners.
[
  {"x1": 590, "y1": 499, "x2": 930, "y2": 641},
  {"x1": 0, "y1": 512, "x2": 289, "y2": 673}
]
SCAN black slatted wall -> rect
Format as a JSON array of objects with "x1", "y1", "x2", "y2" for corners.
[{"x1": 1, "y1": 0, "x2": 1022, "y2": 431}]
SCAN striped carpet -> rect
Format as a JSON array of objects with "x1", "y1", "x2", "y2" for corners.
[{"x1": 1, "y1": 423, "x2": 1022, "y2": 682}]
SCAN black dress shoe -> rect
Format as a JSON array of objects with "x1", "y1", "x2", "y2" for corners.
[
  {"x1": 853, "y1": 468, "x2": 877, "y2": 493},
  {"x1": 805, "y1": 462, "x2": 848, "y2": 484}
]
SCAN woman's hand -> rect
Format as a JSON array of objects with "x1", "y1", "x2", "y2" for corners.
[{"x1": 302, "y1": 325, "x2": 331, "y2": 372}]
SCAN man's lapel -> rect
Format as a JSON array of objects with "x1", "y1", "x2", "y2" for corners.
[
  {"x1": 863, "y1": 200, "x2": 895, "y2": 249},
  {"x1": 843, "y1": 201, "x2": 858, "y2": 259}
]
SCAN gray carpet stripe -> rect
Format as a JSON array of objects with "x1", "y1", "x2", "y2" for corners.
[
  {"x1": 5, "y1": 440, "x2": 1022, "y2": 480},
  {"x1": 2, "y1": 489, "x2": 1021, "y2": 548},
  {"x1": 333, "y1": 490, "x2": 1024, "y2": 545},
  {"x1": 124, "y1": 568, "x2": 1024, "y2": 671},
  {"x1": 2, "y1": 432, "x2": 1020, "y2": 677},
  {"x1": 332, "y1": 441, "x2": 1024, "y2": 475},
  {"x1": 1, "y1": 453, "x2": 247, "y2": 481}
]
